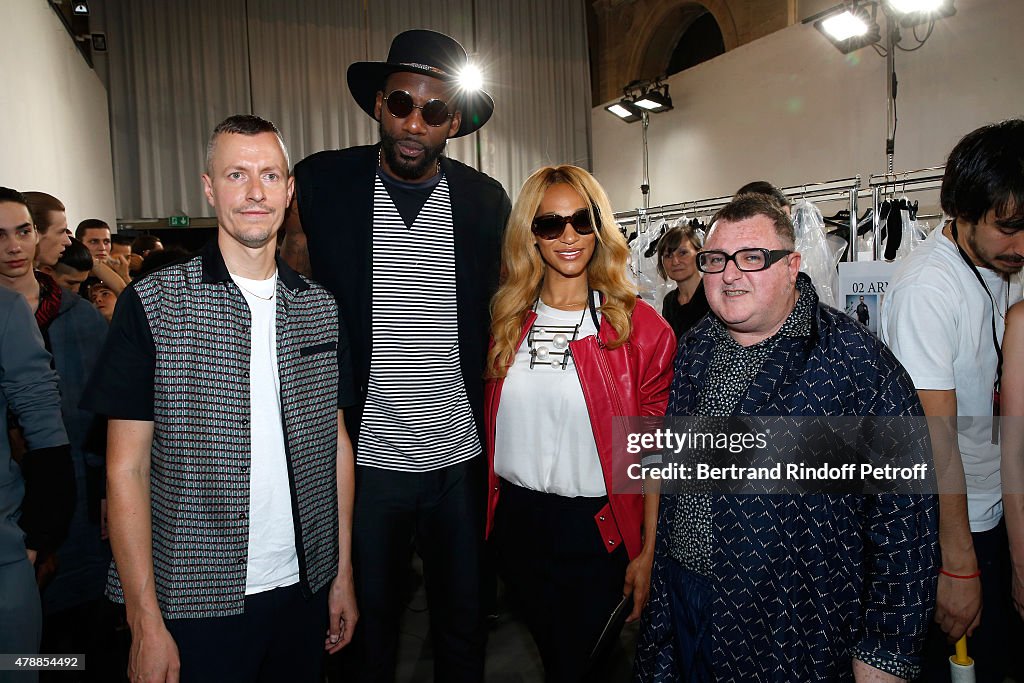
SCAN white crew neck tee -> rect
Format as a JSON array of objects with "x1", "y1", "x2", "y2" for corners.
[{"x1": 230, "y1": 271, "x2": 300, "y2": 593}]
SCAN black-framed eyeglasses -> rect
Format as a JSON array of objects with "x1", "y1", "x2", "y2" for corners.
[
  {"x1": 531, "y1": 208, "x2": 597, "y2": 240},
  {"x1": 696, "y1": 248, "x2": 793, "y2": 273},
  {"x1": 383, "y1": 90, "x2": 452, "y2": 127}
]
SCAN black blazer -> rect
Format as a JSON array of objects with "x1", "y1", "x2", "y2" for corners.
[{"x1": 293, "y1": 144, "x2": 512, "y2": 444}]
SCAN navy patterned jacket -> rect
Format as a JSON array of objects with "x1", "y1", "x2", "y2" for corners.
[{"x1": 635, "y1": 275, "x2": 939, "y2": 682}]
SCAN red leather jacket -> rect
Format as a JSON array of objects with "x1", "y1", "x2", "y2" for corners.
[{"x1": 485, "y1": 298, "x2": 676, "y2": 559}]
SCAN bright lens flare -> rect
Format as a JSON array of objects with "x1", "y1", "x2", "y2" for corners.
[
  {"x1": 821, "y1": 11, "x2": 870, "y2": 41},
  {"x1": 458, "y1": 64, "x2": 483, "y2": 91},
  {"x1": 888, "y1": 0, "x2": 944, "y2": 12}
]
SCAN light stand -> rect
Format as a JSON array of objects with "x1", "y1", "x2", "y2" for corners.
[
  {"x1": 805, "y1": 1, "x2": 956, "y2": 170},
  {"x1": 605, "y1": 79, "x2": 672, "y2": 229}
]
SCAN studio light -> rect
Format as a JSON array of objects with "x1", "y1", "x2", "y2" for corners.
[
  {"x1": 457, "y1": 63, "x2": 483, "y2": 92},
  {"x1": 605, "y1": 80, "x2": 672, "y2": 123},
  {"x1": 805, "y1": 0, "x2": 958, "y2": 174},
  {"x1": 884, "y1": 0, "x2": 955, "y2": 25},
  {"x1": 807, "y1": 0, "x2": 956, "y2": 52},
  {"x1": 72, "y1": 1, "x2": 89, "y2": 16},
  {"x1": 814, "y1": 5, "x2": 881, "y2": 53},
  {"x1": 634, "y1": 88, "x2": 673, "y2": 113},
  {"x1": 605, "y1": 99, "x2": 642, "y2": 123}
]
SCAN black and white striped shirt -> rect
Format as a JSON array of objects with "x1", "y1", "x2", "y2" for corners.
[{"x1": 357, "y1": 174, "x2": 480, "y2": 471}]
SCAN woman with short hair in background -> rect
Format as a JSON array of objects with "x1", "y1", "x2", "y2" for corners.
[{"x1": 656, "y1": 225, "x2": 709, "y2": 339}]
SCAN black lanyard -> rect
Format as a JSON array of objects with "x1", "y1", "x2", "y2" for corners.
[{"x1": 949, "y1": 220, "x2": 1006, "y2": 442}]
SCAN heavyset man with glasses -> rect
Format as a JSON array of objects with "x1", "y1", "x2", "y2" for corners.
[
  {"x1": 635, "y1": 194, "x2": 938, "y2": 682},
  {"x1": 283, "y1": 29, "x2": 511, "y2": 683}
]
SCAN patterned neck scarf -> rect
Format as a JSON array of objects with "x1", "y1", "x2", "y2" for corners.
[{"x1": 34, "y1": 270, "x2": 63, "y2": 332}]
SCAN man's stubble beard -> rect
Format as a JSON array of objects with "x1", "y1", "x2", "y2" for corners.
[{"x1": 379, "y1": 122, "x2": 446, "y2": 181}]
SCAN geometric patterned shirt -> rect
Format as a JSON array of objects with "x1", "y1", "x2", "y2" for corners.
[
  {"x1": 83, "y1": 240, "x2": 355, "y2": 619},
  {"x1": 669, "y1": 277, "x2": 815, "y2": 574}
]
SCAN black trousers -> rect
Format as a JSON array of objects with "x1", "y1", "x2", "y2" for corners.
[
  {"x1": 40, "y1": 599, "x2": 128, "y2": 683},
  {"x1": 493, "y1": 481, "x2": 629, "y2": 683},
  {"x1": 164, "y1": 583, "x2": 327, "y2": 683},
  {"x1": 332, "y1": 460, "x2": 486, "y2": 683}
]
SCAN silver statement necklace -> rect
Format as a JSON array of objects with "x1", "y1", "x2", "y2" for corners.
[{"x1": 527, "y1": 298, "x2": 589, "y2": 370}]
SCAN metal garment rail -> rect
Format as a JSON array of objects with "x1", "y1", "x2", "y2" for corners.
[
  {"x1": 869, "y1": 166, "x2": 945, "y2": 260},
  {"x1": 614, "y1": 176, "x2": 863, "y2": 261}
]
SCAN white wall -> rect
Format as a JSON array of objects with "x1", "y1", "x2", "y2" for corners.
[
  {"x1": 592, "y1": 0, "x2": 1024, "y2": 213},
  {"x1": 0, "y1": 0, "x2": 117, "y2": 230}
]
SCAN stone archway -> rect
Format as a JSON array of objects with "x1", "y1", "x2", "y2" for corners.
[{"x1": 626, "y1": 0, "x2": 738, "y2": 83}]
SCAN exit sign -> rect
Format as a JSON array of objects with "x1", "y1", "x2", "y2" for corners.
[{"x1": 169, "y1": 215, "x2": 190, "y2": 227}]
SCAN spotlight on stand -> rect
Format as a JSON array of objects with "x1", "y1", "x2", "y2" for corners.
[
  {"x1": 814, "y1": 4, "x2": 881, "y2": 53},
  {"x1": 805, "y1": 0, "x2": 957, "y2": 201},
  {"x1": 605, "y1": 98, "x2": 642, "y2": 123},
  {"x1": 884, "y1": 0, "x2": 955, "y2": 25},
  {"x1": 604, "y1": 79, "x2": 672, "y2": 123},
  {"x1": 604, "y1": 79, "x2": 673, "y2": 224},
  {"x1": 634, "y1": 86, "x2": 673, "y2": 114}
]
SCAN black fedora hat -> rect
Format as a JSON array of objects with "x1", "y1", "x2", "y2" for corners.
[{"x1": 347, "y1": 29, "x2": 494, "y2": 138}]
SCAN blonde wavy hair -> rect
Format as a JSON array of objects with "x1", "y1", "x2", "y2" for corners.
[{"x1": 486, "y1": 165, "x2": 636, "y2": 379}]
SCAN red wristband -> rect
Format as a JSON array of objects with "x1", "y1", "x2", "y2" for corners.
[{"x1": 939, "y1": 568, "x2": 981, "y2": 580}]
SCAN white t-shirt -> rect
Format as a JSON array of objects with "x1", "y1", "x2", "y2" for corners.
[
  {"x1": 494, "y1": 299, "x2": 604, "y2": 497},
  {"x1": 881, "y1": 226, "x2": 1022, "y2": 532},
  {"x1": 231, "y1": 272, "x2": 300, "y2": 594}
]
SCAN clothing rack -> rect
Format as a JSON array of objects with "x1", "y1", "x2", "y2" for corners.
[
  {"x1": 615, "y1": 167, "x2": 951, "y2": 265},
  {"x1": 614, "y1": 175, "x2": 862, "y2": 261},
  {"x1": 779, "y1": 177, "x2": 863, "y2": 263},
  {"x1": 868, "y1": 166, "x2": 945, "y2": 260}
]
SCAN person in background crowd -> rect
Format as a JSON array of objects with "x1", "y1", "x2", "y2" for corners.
[
  {"x1": 881, "y1": 119, "x2": 1024, "y2": 683},
  {"x1": 484, "y1": 165, "x2": 674, "y2": 681},
  {"x1": 656, "y1": 225, "x2": 709, "y2": 339},
  {"x1": 136, "y1": 246, "x2": 189, "y2": 279},
  {"x1": 109, "y1": 234, "x2": 131, "y2": 259},
  {"x1": 40, "y1": 234, "x2": 126, "y2": 299},
  {"x1": 0, "y1": 188, "x2": 77, "y2": 683},
  {"x1": 87, "y1": 281, "x2": 117, "y2": 324},
  {"x1": 24, "y1": 191, "x2": 71, "y2": 269},
  {"x1": 283, "y1": 29, "x2": 511, "y2": 682},
  {"x1": 0, "y1": 187, "x2": 111, "y2": 679},
  {"x1": 735, "y1": 179, "x2": 792, "y2": 216},
  {"x1": 83, "y1": 114, "x2": 358, "y2": 683},
  {"x1": 77, "y1": 219, "x2": 130, "y2": 289},
  {"x1": 130, "y1": 235, "x2": 163, "y2": 278},
  {"x1": 110, "y1": 234, "x2": 141, "y2": 277},
  {"x1": 130, "y1": 234, "x2": 163, "y2": 259},
  {"x1": 76, "y1": 219, "x2": 112, "y2": 262},
  {"x1": 40, "y1": 238, "x2": 93, "y2": 294},
  {"x1": 636, "y1": 194, "x2": 937, "y2": 682}
]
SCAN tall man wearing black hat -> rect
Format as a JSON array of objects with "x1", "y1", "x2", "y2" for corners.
[{"x1": 283, "y1": 29, "x2": 511, "y2": 682}]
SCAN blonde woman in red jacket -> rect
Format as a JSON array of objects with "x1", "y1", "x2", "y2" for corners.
[{"x1": 484, "y1": 165, "x2": 675, "y2": 681}]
